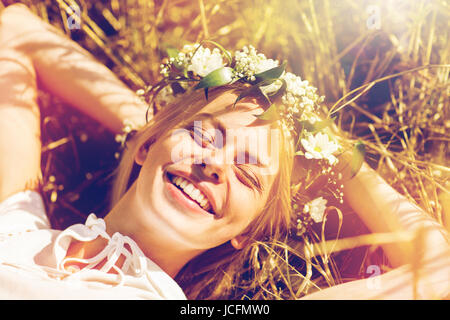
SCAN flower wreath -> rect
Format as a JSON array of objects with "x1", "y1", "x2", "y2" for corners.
[{"x1": 122, "y1": 41, "x2": 365, "y2": 237}]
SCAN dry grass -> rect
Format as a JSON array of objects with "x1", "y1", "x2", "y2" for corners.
[{"x1": 1, "y1": 0, "x2": 448, "y2": 298}]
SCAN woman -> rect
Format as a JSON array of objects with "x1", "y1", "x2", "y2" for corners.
[{"x1": 0, "y1": 4, "x2": 448, "y2": 299}]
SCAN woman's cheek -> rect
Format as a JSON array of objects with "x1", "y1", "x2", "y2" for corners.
[
  {"x1": 228, "y1": 188, "x2": 259, "y2": 226},
  {"x1": 163, "y1": 130, "x2": 200, "y2": 164}
]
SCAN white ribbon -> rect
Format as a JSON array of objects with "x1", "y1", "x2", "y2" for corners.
[{"x1": 57, "y1": 214, "x2": 148, "y2": 286}]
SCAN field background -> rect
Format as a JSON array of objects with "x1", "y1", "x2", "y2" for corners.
[{"x1": 1, "y1": 0, "x2": 448, "y2": 294}]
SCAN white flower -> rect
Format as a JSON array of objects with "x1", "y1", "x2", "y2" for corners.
[
  {"x1": 303, "y1": 197, "x2": 327, "y2": 223},
  {"x1": 181, "y1": 44, "x2": 198, "y2": 53},
  {"x1": 234, "y1": 45, "x2": 279, "y2": 80},
  {"x1": 254, "y1": 57, "x2": 279, "y2": 74},
  {"x1": 282, "y1": 72, "x2": 306, "y2": 96},
  {"x1": 187, "y1": 46, "x2": 225, "y2": 77},
  {"x1": 300, "y1": 132, "x2": 339, "y2": 165},
  {"x1": 280, "y1": 72, "x2": 321, "y2": 113}
]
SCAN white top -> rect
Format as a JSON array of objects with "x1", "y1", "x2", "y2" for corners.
[{"x1": 0, "y1": 190, "x2": 186, "y2": 300}]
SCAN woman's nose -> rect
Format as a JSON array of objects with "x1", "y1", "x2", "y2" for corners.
[
  {"x1": 198, "y1": 158, "x2": 225, "y2": 183},
  {"x1": 198, "y1": 148, "x2": 232, "y2": 183}
]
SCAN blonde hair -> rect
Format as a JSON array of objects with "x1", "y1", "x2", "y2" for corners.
[{"x1": 110, "y1": 83, "x2": 324, "y2": 299}]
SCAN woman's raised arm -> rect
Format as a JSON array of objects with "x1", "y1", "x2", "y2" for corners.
[
  {"x1": 307, "y1": 159, "x2": 450, "y2": 299},
  {"x1": 343, "y1": 162, "x2": 449, "y2": 268},
  {"x1": 0, "y1": 3, "x2": 148, "y2": 133}
]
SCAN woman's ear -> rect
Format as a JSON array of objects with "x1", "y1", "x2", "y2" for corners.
[
  {"x1": 135, "y1": 143, "x2": 149, "y2": 166},
  {"x1": 230, "y1": 235, "x2": 248, "y2": 250}
]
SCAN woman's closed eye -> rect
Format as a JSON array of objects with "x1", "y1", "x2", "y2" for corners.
[
  {"x1": 188, "y1": 124, "x2": 216, "y2": 148},
  {"x1": 235, "y1": 165, "x2": 263, "y2": 193}
]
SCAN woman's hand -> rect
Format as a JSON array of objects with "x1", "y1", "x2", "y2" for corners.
[
  {"x1": 1, "y1": 4, "x2": 148, "y2": 133},
  {"x1": 301, "y1": 250, "x2": 449, "y2": 299}
]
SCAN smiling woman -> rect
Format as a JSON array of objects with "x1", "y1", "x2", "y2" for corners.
[
  {"x1": 105, "y1": 86, "x2": 291, "y2": 283},
  {"x1": 0, "y1": 4, "x2": 448, "y2": 300}
]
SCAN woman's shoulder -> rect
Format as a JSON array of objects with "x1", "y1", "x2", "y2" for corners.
[{"x1": 0, "y1": 190, "x2": 51, "y2": 235}]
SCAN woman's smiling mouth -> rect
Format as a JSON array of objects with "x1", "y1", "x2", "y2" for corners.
[{"x1": 165, "y1": 171, "x2": 216, "y2": 216}]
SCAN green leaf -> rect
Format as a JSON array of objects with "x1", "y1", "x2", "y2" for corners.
[
  {"x1": 297, "y1": 117, "x2": 336, "y2": 133},
  {"x1": 233, "y1": 78, "x2": 286, "y2": 109},
  {"x1": 298, "y1": 120, "x2": 315, "y2": 132},
  {"x1": 233, "y1": 85, "x2": 264, "y2": 108},
  {"x1": 254, "y1": 61, "x2": 287, "y2": 83},
  {"x1": 233, "y1": 81, "x2": 273, "y2": 107},
  {"x1": 166, "y1": 47, "x2": 179, "y2": 59},
  {"x1": 255, "y1": 103, "x2": 279, "y2": 121},
  {"x1": 263, "y1": 78, "x2": 287, "y2": 98},
  {"x1": 350, "y1": 141, "x2": 366, "y2": 178},
  {"x1": 194, "y1": 67, "x2": 234, "y2": 90},
  {"x1": 165, "y1": 47, "x2": 185, "y2": 71}
]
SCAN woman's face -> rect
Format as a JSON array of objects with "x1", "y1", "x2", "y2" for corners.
[{"x1": 133, "y1": 91, "x2": 280, "y2": 251}]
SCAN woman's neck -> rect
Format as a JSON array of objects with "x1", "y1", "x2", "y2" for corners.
[{"x1": 102, "y1": 183, "x2": 204, "y2": 278}]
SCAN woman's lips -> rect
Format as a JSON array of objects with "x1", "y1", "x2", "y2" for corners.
[{"x1": 164, "y1": 172, "x2": 215, "y2": 217}]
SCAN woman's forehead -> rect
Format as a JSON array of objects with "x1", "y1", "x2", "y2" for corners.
[{"x1": 201, "y1": 91, "x2": 267, "y2": 128}]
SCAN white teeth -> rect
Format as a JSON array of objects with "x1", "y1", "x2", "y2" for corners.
[
  {"x1": 200, "y1": 198, "x2": 210, "y2": 210},
  {"x1": 170, "y1": 174, "x2": 212, "y2": 212},
  {"x1": 191, "y1": 188, "x2": 201, "y2": 199}
]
